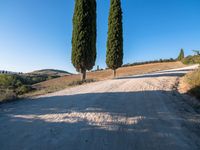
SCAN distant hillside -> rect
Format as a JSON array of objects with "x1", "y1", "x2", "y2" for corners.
[
  {"x1": 23, "y1": 69, "x2": 73, "y2": 86},
  {"x1": 0, "y1": 69, "x2": 73, "y2": 102},
  {"x1": 28, "y1": 69, "x2": 72, "y2": 77}
]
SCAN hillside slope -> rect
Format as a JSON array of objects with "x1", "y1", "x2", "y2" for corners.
[
  {"x1": 27, "y1": 61, "x2": 185, "y2": 96},
  {"x1": 28, "y1": 69, "x2": 72, "y2": 76}
]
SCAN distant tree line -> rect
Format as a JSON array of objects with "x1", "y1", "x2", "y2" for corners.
[
  {"x1": 0, "y1": 71, "x2": 23, "y2": 75},
  {"x1": 122, "y1": 58, "x2": 175, "y2": 68}
]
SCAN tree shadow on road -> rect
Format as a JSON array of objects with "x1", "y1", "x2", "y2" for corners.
[
  {"x1": 0, "y1": 91, "x2": 200, "y2": 150},
  {"x1": 116, "y1": 72, "x2": 186, "y2": 80}
]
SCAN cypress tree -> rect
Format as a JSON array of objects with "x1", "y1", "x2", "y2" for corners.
[
  {"x1": 177, "y1": 48, "x2": 184, "y2": 61},
  {"x1": 106, "y1": 0, "x2": 123, "y2": 78},
  {"x1": 72, "y1": 0, "x2": 96, "y2": 81}
]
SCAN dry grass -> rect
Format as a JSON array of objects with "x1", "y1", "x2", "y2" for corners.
[
  {"x1": 185, "y1": 68, "x2": 200, "y2": 87},
  {"x1": 26, "y1": 61, "x2": 185, "y2": 97},
  {"x1": 0, "y1": 89, "x2": 17, "y2": 102},
  {"x1": 180, "y1": 68, "x2": 200, "y2": 99}
]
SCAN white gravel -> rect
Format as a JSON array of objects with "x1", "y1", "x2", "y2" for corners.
[{"x1": 0, "y1": 65, "x2": 200, "y2": 150}]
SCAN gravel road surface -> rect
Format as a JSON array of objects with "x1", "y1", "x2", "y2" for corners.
[{"x1": 0, "y1": 65, "x2": 200, "y2": 150}]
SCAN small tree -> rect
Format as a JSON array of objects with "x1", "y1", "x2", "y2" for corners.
[
  {"x1": 106, "y1": 0, "x2": 123, "y2": 78},
  {"x1": 193, "y1": 50, "x2": 200, "y2": 55},
  {"x1": 192, "y1": 50, "x2": 200, "y2": 68},
  {"x1": 71, "y1": 0, "x2": 97, "y2": 81},
  {"x1": 177, "y1": 49, "x2": 184, "y2": 61}
]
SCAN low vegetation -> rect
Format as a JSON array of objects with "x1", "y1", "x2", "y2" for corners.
[
  {"x1": 178, "y1": 52, "x2": 200, "y2": 99},
  {"x1": 0, "y1": 74, "x2": 33, "y2": 102},
  {"x1": 0, "y1": 70, "x2": 71, "y2": 103},
  {"x1": 181, "y1": 55, "x2": 200, "y2": 65},
  {"x1": 0, "y1": 89, "x2": 16, "y2": 102},
  {"x1": 25, "y1": 74, "x2": 63, "y2": 84},
  {"x1": 68, "y1": 79, "x2": 95, "y2": 87},
  {"x1": 184, "y1": 68, "x2": 200, "y2": 99}
]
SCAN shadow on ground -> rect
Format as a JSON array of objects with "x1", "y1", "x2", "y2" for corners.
[
  {"x1": 115, "y1": 68, "x2": 195, "y2": 80},
  {"x1": 116, "y1": 73, "x2": 186, "y2": 79},
  {"x1": 0, "y1": 90, "x2": 200, "y2": 150}
]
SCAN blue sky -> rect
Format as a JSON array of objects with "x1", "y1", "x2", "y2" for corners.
[{"x1": 0, "y1": 0, "x2": 200, "y2": 73}]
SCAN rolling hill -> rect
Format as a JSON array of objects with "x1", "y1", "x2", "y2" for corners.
[
  {"x1": 27, "y1": 61, "x2": 185, "y2": 97},
  {"x1": 28, "y1": 69, "x2": 72, "y2": 77}
]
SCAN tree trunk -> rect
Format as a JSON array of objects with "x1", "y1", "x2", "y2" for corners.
[
  {"x1": 113, "y1": 69, "x2": 116, "y2": 78},
  {"x1": 81, "y1": 69, "x2": 86, "y2": 81}
]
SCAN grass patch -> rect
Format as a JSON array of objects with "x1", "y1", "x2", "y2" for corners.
[
  {"x1": 182, "y1": 55, "x2": 200, "y2": 65},
  {"x1": 0, "y1": 89, "x2": 17, "y2": 103},
  {"x1": 0, "y1": 74, "x2": 34, "y2": 103},
  {"x1": 184, "y1": 68, "x2": 200, "y2": 99}
]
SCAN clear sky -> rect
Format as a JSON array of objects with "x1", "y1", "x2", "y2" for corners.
[{"x1": 0, "y1": 0, "x2": 200, "y2": 73}]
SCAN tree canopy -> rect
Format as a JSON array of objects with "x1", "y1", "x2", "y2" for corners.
[
  {"x1": 72, "y1": 0, "x2": 96, "y2": 80},
  {"x1": 106, "y1": 0, "x2": 123, "y2": 77}
]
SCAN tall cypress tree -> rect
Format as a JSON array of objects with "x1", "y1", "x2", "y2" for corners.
[
  {"x1": 177, "y1": 48, "x2": 184, "y2": 61},
  {"x1": 72, "y1": 0, "x2": 96, "y2": 81},
  {"x1": 106, "y1": 0, "x2": 123, "y2": 77}
]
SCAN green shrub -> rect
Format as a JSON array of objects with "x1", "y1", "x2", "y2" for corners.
[
  {"x1": 182, "y1": 55, "x2": 200, "y2": 65},
  {"x1": 0, "y1": 74, "x2": 35, "y2": 103},
  {"x1": 0, "y1": 89, "x2": 17, "y2": 102},
  {"x1": 20, "y1": 74, "x2": 49, "y2": 85},
  {"x1": 0, "y1": 73, "x2": 62, "y2": 103},
  {"x1": 20, "y1": 74, "x2": 60, "y2": 85},
  {"x1": 16, "y1": 85, "x2": 33, "y2": 95},
  {"x1": 0, "y1": 74, "x2": 22, "y2": 88}
]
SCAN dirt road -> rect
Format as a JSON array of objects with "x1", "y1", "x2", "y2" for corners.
[{"x1": 0, "y1": 65, "x2": 200, "y2": 150}]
